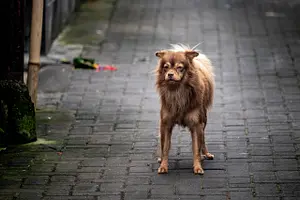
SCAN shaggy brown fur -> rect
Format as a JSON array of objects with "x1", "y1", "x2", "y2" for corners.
[{"x1": 155, "y1": 44, "x2": 215, "y2": 175}]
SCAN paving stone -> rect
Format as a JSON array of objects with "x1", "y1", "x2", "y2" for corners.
[
  {"x1": 50, "y1": 175, "x2": 76, "y2": 185},
  {"x1": 17, "y1": 190, "x2": 43, "y2": 200},
  {"x1": 253, "y1": 172, "x2": 277, "y2": 183},
  {"x1": 45, "y1": 185, "x2": 72, "y2": 195},
  {"x1": 43, "y1": 197, "x2": 94, "y2": 200},
  {"x1": 23, "y1": 176, "x2": 49, "y2": 185},
  {"x1": 77, "y1": 167, "x2": 103, "y2": 173},
  {"x1": 96, "y1": 196, "x2": 121, "y2": 200},
  {"x1": 229, "y1": 177, "x2": 251, "y2": 188},
  {"x1": 77, "y1": 173, "x2": 101, "y2": 181},
  {"x1": 276, "y1": 171, "x2": 300, "y2": 182},
  {"x1": 255, "y1": 184, "x2": 281, "y2": 197},
  {"x1": 229, "y1": 191, "x2": 253, "y2": 200},
  {"x1": 227, "y1": 162, "x2": 250, "y2": 177},
  {"x1": 124, "y1": 185, "x2": 150, "y2": 200},
  {"x1": 202, "y1": 178, "x2": 227, "y2": 189},
  {"x1": 100, "y1": 182, "x2": 124, "y2": 193},
  {"x1": 151, "y1": 185, "x2": 174, "y2": 196},
  {"x1": 72, "y1": 183, "x2": 100, "y2": 195}
]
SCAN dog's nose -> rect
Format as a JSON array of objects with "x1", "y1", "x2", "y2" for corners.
[{"x1": 168, "y1": 73, "x2": 174, "y2": 79}]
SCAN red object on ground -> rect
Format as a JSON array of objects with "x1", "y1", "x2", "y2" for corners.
[{"x1": 95, "y1": 65, "x2": 117, "y2": 72}]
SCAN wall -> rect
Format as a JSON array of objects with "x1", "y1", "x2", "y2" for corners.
[{"x1": 25, "y1": 0, "x2": 83, "y2": 55}]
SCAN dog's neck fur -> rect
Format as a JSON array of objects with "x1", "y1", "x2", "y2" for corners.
[{"x1": 157, "y1": 76, "x2": 202, "y2": 115}]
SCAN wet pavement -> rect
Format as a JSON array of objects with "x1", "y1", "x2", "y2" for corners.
[{"x1": 1, "y1": 0, "x2": 300, "y2": 199}]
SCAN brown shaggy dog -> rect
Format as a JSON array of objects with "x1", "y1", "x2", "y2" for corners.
[{"x1": 155, "y1": 44, "x2": 215, "y2": 175}]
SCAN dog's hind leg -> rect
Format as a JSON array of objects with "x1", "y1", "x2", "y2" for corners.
[
  {"x1": 190, "y1": 123, "x2": 205, "y2": 175},
  {"x1": 202, "y1": 140, "x2": 214, "y2": 160},
  {"x1": 201, "y1": 112, "x2": 214, "y2": 160},
  {"x1": 157, "y1": 132, "x2": 161, "y2": 163}
]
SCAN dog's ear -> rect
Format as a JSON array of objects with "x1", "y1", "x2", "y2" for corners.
[
  {"x1": 155, "y1": 50, "x2": 166, "y2": 58},
  {"x1": 185, "y1": 51, "x2": 199, "y2": 60}
]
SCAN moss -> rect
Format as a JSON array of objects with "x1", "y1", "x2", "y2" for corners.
[
  {"x1": 21, "y1": 138, "x2": 57, "y2": 146},
  {"x1": 0, "y1": 80, "x2": 36, "y2": 146},
  {"x1": 18, "y1": 116, "x2": 35, "y2": 139},
  {"x1": 59, "y1": 0, "x2": 117, "y2": 45},
  {"x1": 0, "y1": 146, "x2": 6, "y2": 152},
  {"x1": 0, "y1": 96, "x2": 8, "y2": 144}
]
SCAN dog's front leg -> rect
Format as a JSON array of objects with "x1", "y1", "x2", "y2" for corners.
[
  {"x1": 158, "y1": 121, "x2": 173, "y2": 174},
  {"x1": 190, "y1": 123, "x2": 205, "y2": 175}
]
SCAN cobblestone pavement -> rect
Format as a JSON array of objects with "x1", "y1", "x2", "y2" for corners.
[{"x1": 1, "y1": 0, "x2": 300, "y2": 199}]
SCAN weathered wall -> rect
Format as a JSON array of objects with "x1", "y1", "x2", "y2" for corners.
[{"x1": 25, "y1": 0, "x2": 83, "y2": 55}]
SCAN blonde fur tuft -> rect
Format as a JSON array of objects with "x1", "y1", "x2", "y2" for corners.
[
  {"x1": 166, "y1": 43, "x2": 214, "y2": 77},
  {"x1": 168, "y1": 42, "x2": 203, "y2": 52}
]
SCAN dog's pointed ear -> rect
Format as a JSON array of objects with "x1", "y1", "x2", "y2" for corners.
[
  {"x1": 155, "y1": 50, "x2": 166, "y2": 58},
  {"x1": 185, "y1": 51, "x2": 199, "y2": 60}
]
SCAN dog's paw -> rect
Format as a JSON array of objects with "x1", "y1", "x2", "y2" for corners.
[
  {"x1": 158, "y1": 166, "x2": 168, "y2": 174},
  {"x1": 157, "y1": 157, "x2": 161, "y2": 163},
  {"x1": 204, "y1": 153, "x2": 214, "y2": 160},
  {"x1": 193, "y1": 166, "x2": 204, "y2": 175}
]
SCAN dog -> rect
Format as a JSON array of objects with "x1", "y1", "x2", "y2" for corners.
[{"x1": 154, "y1": 43, "x2": 215, "y2": 175}]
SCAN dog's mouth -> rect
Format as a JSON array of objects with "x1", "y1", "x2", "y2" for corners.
[
  {"x1": 166, "y1": 77, "x2": 180, "y2": 82},
  {"x1": 166, "y1": 79, "x2": 180, "y2": 83}
]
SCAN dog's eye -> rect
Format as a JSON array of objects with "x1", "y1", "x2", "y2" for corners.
[
  {"x1": 163, "y1": 64, "x2": 169, "y2": 69},
  {"x1": 177, "y1": 67, "x2": 184, "y2": 71}
]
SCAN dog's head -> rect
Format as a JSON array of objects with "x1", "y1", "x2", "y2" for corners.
[{"x1": 155, "y1": 50, "x2": 199, "y2": 84}]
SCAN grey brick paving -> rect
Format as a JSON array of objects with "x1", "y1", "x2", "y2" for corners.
[{"x1": 1, "y1": 0, "x2": 300, "y2": 199}]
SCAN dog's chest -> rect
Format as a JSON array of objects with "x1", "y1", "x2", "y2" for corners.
[
  {"x1": 165, "y1": 89, "x2": 189, "y2": 108},
  {"x1": 162, "y1": 90, "x2": 193, "y2": 120}
]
